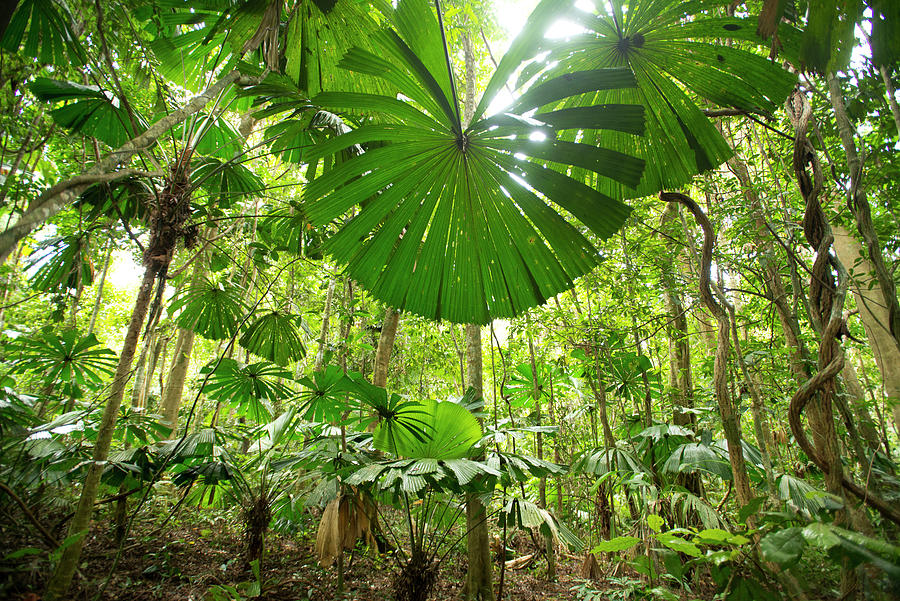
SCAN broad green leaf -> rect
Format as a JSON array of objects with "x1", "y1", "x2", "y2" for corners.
[
  {"x1": 169, "y1": 278, "x2": 247, "y2": 340},
  {"x1": 533, "y1": 0, "x2": 798, "y2": 198},
  {"x1": 760, "y1": 527, "x2": 805, "y2": 567},
  {"x1": 592, "y1": 535, "x2": 641, "y2": 553},
  {"x1": 9, "y1": 330, "x2": 117, "y2": 394},
  {"x1": 239, "y1": 311, "x2": 306, "y2": 366},
  {"x1": 647, "y1": 514, "x2": 664, "y2": 533},
  {"x1": 304, "y1": 0, "x2": 643, "y2": 324},
  {"x1": 26, "y1": 233, "x2": 94, "y2": 294},
  {"x1": 373, "y1": 398, "x2": 481, "y2": 460},
  {"x1": 29, "y1": 78, "x2": 146, "y2": 147},
  {"x1": 1, "y1": 0, "x2": 86, "y2": 66},
  {"x1": 654, "y1": 532, "x2": 702, "y2": 557},
  {"x1": 201, "y1": 359, "x2": 293, "y2": 423}
]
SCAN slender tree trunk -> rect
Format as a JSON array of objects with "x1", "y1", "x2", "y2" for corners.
[
  {"x1": 45, "y1": 267, "x2": 157, "y2": 600},
  {"x1": 464, "y1": 323, "x2": 494, "y2": 601},
  {"x1": 87, "y1": 237, "x2": 113, "y2": 336},
  {"x1": 314, "y1": 275, "x2": 336, "y2": 372},
  {"x1": 526, "y1": 322, "x2": 555, "y2": 579},
  {"x1": 659, "y1": 203, "x2": 697, "y2": 429},
  {"x1": 726, "y1": 300, "x2": 776, "y2": 497},
  {"x1": 372, "y1": 308, "x2": 400, "y2": 389},
  {"x1": 828, "y1": 73, "x2": 900, "y2": 353},
  {"x1": 831, "y1": 221, "x2": 900, "y2": 433},
  {"x1": 0, "y1": 242, "x2": 23, "y2": 332}
]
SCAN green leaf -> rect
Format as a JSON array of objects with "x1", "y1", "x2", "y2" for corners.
[
  {"x1": 760, "y1": 527, "x2": 805, "y2": 567},
  {"x1": 169, "y1": 278, "x2": 247, "y2": 340},
  {"x1": 1, "y1": 0, "x2": 86, "y2": 66},
  {"x1": 26, "y1": 233, "x2": 94, "y2": 293},
  {"x1": 303, "y1": 1, "x2": 643, "y2": 324},
  {"x1": 9, "y1": 330, "x2": 117, "y2": 394},
  {"x1": 592, "y1": 535, "x2": 641, "y2": 553},
  {"x1": 534, "y1": 0, "x2": 798, "y2": 198},
  {"x1": 29, "y1": 78, "x2": 146, "y2": 147},
  {"x1": 239, "y1": 311, "x2": 306, "y2": 366},
  {"x1": 373, "y1": 398, "x2": 482, "y2": 460},
  {"x1": 202, "y1": 359, "x2": 292, "y2": 423},
  {"x1": 654, "y1": 532, "x2": 702, "y2": 557},
  {"x1": 647, "y1": 514, "x2": 664, "y2": 533}
]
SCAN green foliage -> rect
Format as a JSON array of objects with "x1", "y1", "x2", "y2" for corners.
[
  {"x1": 533, "y1": 0, "x2": 797, "y2": 198},
  {"x1": 8, "y1": 330, "x2": 117, "y2": 395},
  {"x1": 238, "y1": 311, "x2": 306, "y2": 366},
  {"x1": 1, "y1": 0, "x2": 86, "y2": 66},
  {"x1": 372, "y1": 397, "x2": 482, "y2": 460},
  {"x1": 26, "y1": 233, "x2": 94, "y2": 294},
  {"x1": 303, "y1": 0, "x2": 645, "y2": 324},
  {"x1": 28, "y1": 78, "x2": 146, "y2": 147},
  {"x1": 169, "y1": 278, "x2": 247, "y2": 340},
  {"x1": 201, "y1": 359, "x2": 293, "y2": 423}
]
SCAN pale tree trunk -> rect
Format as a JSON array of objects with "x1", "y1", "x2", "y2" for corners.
[
  {"x1": 372, "y1": 307, "x2": 399, "y2": 389},
  {"x1": 161, "y1": 327, "x2": 194, "y2": 430},
  {"x1": 313, "y1": 275, "x2": 336, "y2": 372},
  {"x1": 662, "y1": 192, "x2": 754, "y2": 510},
  {"x1": 464, "y1": 323, "x2": 494, "y2": 601},
  {"x1": 87, "y1": 236, "x2": 113, "y2": 336},
  {"x1": 0, "y1": 241, "x2": 23, "y2": 332},
  {"x1": 159, "y1": 257, "x2": 207, "y2": 431},
  {"x1": 45, "y1": 267, "x2": 157, "y2": 600},
  {"x1": 831, "y1": 221, "x2": 900, "y2": 433},
  {"x1": 842, "y1": 347, "x2": 889, "y2": 456},
  {"x1": 828, "y1": 73, "x2": 900, "y2": 358}
]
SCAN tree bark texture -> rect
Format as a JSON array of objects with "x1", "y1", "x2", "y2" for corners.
[{"x1": 464, "y1": 324, "x2": 494, "y2": 601}]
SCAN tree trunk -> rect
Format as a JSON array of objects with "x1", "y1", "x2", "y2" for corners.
[
  {"x1": 831, "y1": 221, "x2": 900, "y2": 433},
  {"x1": 662, "y1": 191, "x2": 754, "y2": 510},
  {"x1": 314, "y1": 275, "x2": 336, "y2": 372},
  {"x1": 372, "y1": 307, "x2": 400, "y2": 389},
  {"x1": 45, "y1": 266, "x2": 157, "y2": 600},
  {"x1": 726, "y1": 301, "x2": 776, "y2": 497},
  {"x1": 464, "y1": 323, "x2": 494, "y2": 601},
  {"x1": 526, "y1": 322, "x2": 554, "y2": 579},
  {"x1": 659, "y1": 202, "x2": 697, "y2": 429},
  {"x1": 827, "y1": 73, "x2": 900, "y2": 355},
  {"x1": 87, "y1": 237, "x2": 113, "y2": 336}
]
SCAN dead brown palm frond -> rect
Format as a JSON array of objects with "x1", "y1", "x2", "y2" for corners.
[{"x1": 315, "y1": 490, "x2": 377, "y2": 568}]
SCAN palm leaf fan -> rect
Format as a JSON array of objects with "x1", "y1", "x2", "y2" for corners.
[
  {"x1": 28, "y1": 78, "x2": 147, "y2": 147},
  {"x1": 26, "y1": 233, "x2": 94, "y2": 293},
  {"x1": 373, "y1": 398, "x2": 482, "y2": 460},
  {"x1": 168, "y1": 277, "x2": 247, "y2": 340},
  {"x1": 304, "y1": 0, "x2": 645, "y2": 324},
  {"x1": 239, "y1": 310, "x2": 307, "y2": 366},
  {"x1": 1, "y1": 0, "x2": 86, "y2": 66},
  {"x1": 532, "y1": 0, "x2": 799, "y2": 198},
  {"x1": 8, "y1": 330, "x2": 117, "y2": 393},
  {"x1": 202, "y1": 358, "x2": 293, "y2": 423}
]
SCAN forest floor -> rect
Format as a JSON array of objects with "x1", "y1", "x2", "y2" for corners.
[{"x1": 1, "y1": 502, "x2": 710, "y2": 601}]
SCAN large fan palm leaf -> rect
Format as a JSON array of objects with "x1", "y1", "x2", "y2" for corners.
[
  {"x1": 535, "y1": 0, "x2": 799, "y2": 198},
  {"x1": 304, "y1": 0, "x2": 645, "y2": 324}
]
